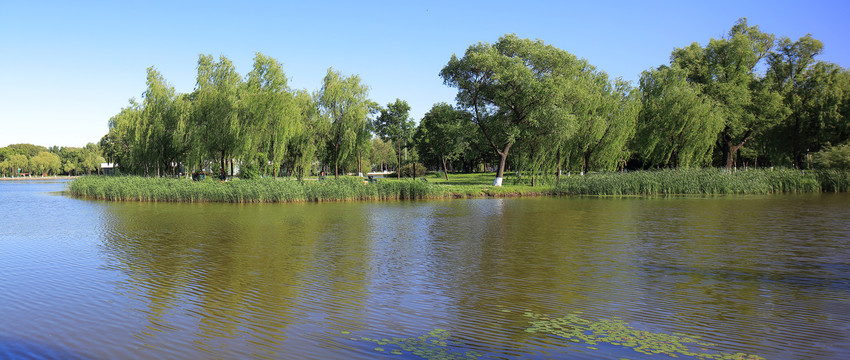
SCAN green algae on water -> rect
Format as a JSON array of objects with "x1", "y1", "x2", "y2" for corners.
[
  {"x1": 355, "y1": 329, "x2": 482, "y2": 359},
  {"x1": 524, "y1": 311, "x2": 765, "y2": 360}
]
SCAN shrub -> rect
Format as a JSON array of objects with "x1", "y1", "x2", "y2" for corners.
[
  {"x1": 814, "y1": 144, "x2": 850, "y2": 170},
  {"x1": 397, "y1": 163, "x2": 425, "y2": 178}
]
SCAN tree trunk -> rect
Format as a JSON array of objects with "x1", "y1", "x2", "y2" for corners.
[
  {"x1": 441, "y1": 156, "x2": 449, "y2": 181},
  {"x1": 396, "y1": 142, "x2": 402, "y2": 179},
  {"x1": 583, "y1": 152, "x2": 590, "y2": 174},
  {"x1": 493, "y1": 143, "x2": 512, "y2": 187},
  {"x1": 723, "y1": 130, "x2": 752, "y2": 169},
  {"x1": 220, "y1": 151, "x2": 226, "y2": 177}
]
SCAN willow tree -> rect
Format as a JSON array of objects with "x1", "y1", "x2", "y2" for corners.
[
  {"x1": 634, "y1": 65, "x2": 724, "y2": 168},
  {"x1": 441, "y1": 34, "x2": 581, "y2": 186},
  {"x1": 194, "y1": 54, "x2": 242, "y2": 175},
  {"x1": 563, "y1": 76, "x2": 639, "y2": 174},
  {"x1": 139, "y1": 67, "x2": 189, "y2": 176},
  {"x1": 765, "y1": 35, "x2": 850, "y2": 167},
  {"x1": 671, "y1": 18, "x2": 785, "y2": 168},
  {"x1": 241, "y1": 53, "x2": 299, "y2": 177},
  {"x1": 101, "y1": 100, "x2": 142, "y2": 173},
  {"x1": 317, "y1": 68, "x2": 372, "y2": 178}
]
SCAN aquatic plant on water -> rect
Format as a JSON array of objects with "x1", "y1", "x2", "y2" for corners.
[
  {"x1": 523, "y1": 311, "x2": 765, "y2": 360},
  {"x1": 346, "y1": 328, "x2": 482, "y2": 359}
]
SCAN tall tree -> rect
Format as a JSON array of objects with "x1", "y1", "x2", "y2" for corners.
[
  {"x1": 194, "y1": 54, "x2": 243, "y2": 175},
  {"x1": 317, "y1": 68, "x2": 372, "y2": 178},
  {"x1": 634, "y1": 65, "x2": 724, "y2": 168},
  {"x1": 765, "y1": 35, "x2": 850, "y2": 167},
  {"x1": 375, "y1": 99, "x2": 415, "y2": 179},
  {"x1": 441, "y1": 34, "x2": 585, "y2": 186},
  {"x1": 140, "y1": 67, "x2": 189, "y2": 176},
  {"x1": 369, "y1": 137, "x2": 396, "y2": 172},
  {"x1": 671, "y1": 18, "x2": 784, "y2": 168},
  {"x1": 417, "y1": 103, "x2": 472, "y2": 180},
  {"x1": 242, "y1": 53, "x2": 299, "y2": 177}
]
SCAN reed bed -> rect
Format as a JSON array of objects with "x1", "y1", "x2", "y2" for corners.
[
  {"x1": 68, "y1": 168, "x2": 847, "y2": 203},
  {"x1": 68, "y1": 176, "x2": 442, "y2": 203},
  {"x1": 552, "y1": 168, "x2": 824, "y2": 195}
]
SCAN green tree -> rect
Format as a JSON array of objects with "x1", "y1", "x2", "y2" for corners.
[
  {"x1": 375, "y1": 99, "x2": 415, "y2": 179},
  {"x1": 369, "y1": 137, "x2": 396, "y2": 172},
  {"x1": 5, "y1": 144, "x2": 48, "y2": 158},
  {"x1": 30, "y1": 151, "x2": 61, "y2": 176},
  {"x1": 140, "y1": 67, "x2": 190, "y2": 176},
  {"x1": 563, "y1": 77, "x2": 639, "y2": 174},
  {"x1": 317, "y1": 68, "x2": 372, "y2": 178},
  {"x1": 634, "y1": 65, "x2": 724, "y2": 168},
  {"x1": 101, "y1": 100, "x2": 141, "y2": 173},
  {"x1": 671, "y1": 18, "x2": 784, "y2": 168},
  {"x1": 241, "y1": 53, "x2": 300, "y2": 177},
  {"x1": 81, "y1": 143, "x2": 104, "y2": 175},
  {"x1": 765, "y1": 34, "x2": 849, "y2": 167},
  {"x1": 194, "y1": 54, "x2": 243, "y2": 175},
  {"x1": 8, "y1": 154, "x2": 29, "y2": 176},
  {"x1": 282, "y1": 90, "x2": 322, "y2": 179},
  {"x1": 417, "y1": 103, "x2": 472, "y2": 180},
  {"x1": 441, "y1": 34, "x2": 593, "y2": 185}
]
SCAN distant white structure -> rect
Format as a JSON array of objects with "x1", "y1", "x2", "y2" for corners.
[{"x1": 101, "y1": 163, "x2": 118, "y2": 175}]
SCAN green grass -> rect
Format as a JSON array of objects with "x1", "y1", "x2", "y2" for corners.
[{"x1": 68, "y1": 168, "x2": 848, "y2": 203}]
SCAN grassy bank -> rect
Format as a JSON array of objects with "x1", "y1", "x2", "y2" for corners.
[{"x1": 67, "y1": 168, "x2": 849, "y2": 203}]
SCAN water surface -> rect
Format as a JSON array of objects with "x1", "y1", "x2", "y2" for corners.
[{"x1": 1, "y1": 180, "x2": 848, "y2": 359}]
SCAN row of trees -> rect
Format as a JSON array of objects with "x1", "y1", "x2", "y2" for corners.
[
  {"x1": 99, "y1": 19, "x2": 849, "y2": 186},
  {"x1": 0, "y1": 143, "x2": 104, "y2": 177},
  {"x1": 102, "y1": 54, "x2": 380, "y2": 179}
]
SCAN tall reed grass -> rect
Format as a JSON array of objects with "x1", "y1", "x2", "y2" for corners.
[
  {"x1": 68, "y1": 176, "x2": 440, "y2": 203},
  {"x1": 67, "y1": 168, "x2": 848, "y2": 203},
  {"x1": 552, "y1": 168, "x2": 825, "y2": 195}
]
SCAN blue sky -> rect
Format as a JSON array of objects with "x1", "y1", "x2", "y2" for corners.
[{"x1": 1, "y1": 0, "x2": 847, "y2": 148}]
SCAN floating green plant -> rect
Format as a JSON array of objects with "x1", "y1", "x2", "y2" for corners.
[
  {"x1": 524, "y1": 311, "x2": 764, "y2": 360},
  {"x1": 354, "y1": 328, "x2": 482, "y2": 359}
]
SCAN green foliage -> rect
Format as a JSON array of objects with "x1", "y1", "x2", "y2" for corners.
[
  {"x1": 635, "y1": 65, "x2": 724, "y2": 168},
  {"x1": 318, "y1": 68, "x2": 374, "y2": 177},
  {"x1": 552, "y1": 168, "x2": 822, "y2": 195},
  {"x1": 375, "y1": 98, "x2": 415, "y2": 178},
  {"x1": 671, "y1": 18, "x2": 785, "y2": 168},
  {"x1": 195, "y1": 54, "x2": 243, "y2": 174},
  {"x1": 4, "y1": 143, "x2": 48, "y2": 158},
  {"x1": 29, "y1": 151, "x2": 61, "y2": 176},
  {"x1": 397, "y1": 162, "x2": 425, "y2": 178},
  {"x1": 68, "y1": 168, "x2": 849, "y2": 202},
  {"x1": 813, "y1": 144, "x2": 850, "y2": 170},
  {"x1": 369, "y1": 138, "x2": 395, "y2": 171},
  {"x1": 417, "y1": 103, "x2": 473, "y2": 179},
  {"x1": 237, "y1": 161, "x2": 261, "y2": 180},
  {"x1": 68, "y1": 176, "x2": 441, "y2": 202}
]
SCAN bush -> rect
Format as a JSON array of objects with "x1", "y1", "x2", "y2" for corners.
[
  {"x1": 238, "y1": 162, "x2": 261, "y2": 179},
  {"x1": 397, "y1": 162, "x2": 425, "y2": 178},
  {"x1": 814, "y1": 144, "x2": 850, "y2": 170}
]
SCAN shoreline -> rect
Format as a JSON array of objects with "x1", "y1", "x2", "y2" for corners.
[
  {"x1": 65, "y1": 169, "x2": 850, "y2": 203},
  {"x1": 0, "y1": 176, "x2": 80, "y2": 181}
]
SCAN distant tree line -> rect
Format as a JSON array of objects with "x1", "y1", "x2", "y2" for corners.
[
  {"x1": 82, "y1": 18, "x2": 849, "y2": 185},
  {"x1": 0, "y1": 143, "x2": 104, "y2": 177}
]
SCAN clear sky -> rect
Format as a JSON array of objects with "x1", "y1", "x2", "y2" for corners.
[{"x1": 1, "y1": 0, "x2": 847, "y2": 148}]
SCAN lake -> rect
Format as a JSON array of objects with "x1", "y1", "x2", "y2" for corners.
[{"x1": 1, "y1": 180, "x2": 848, "y2": 359}]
